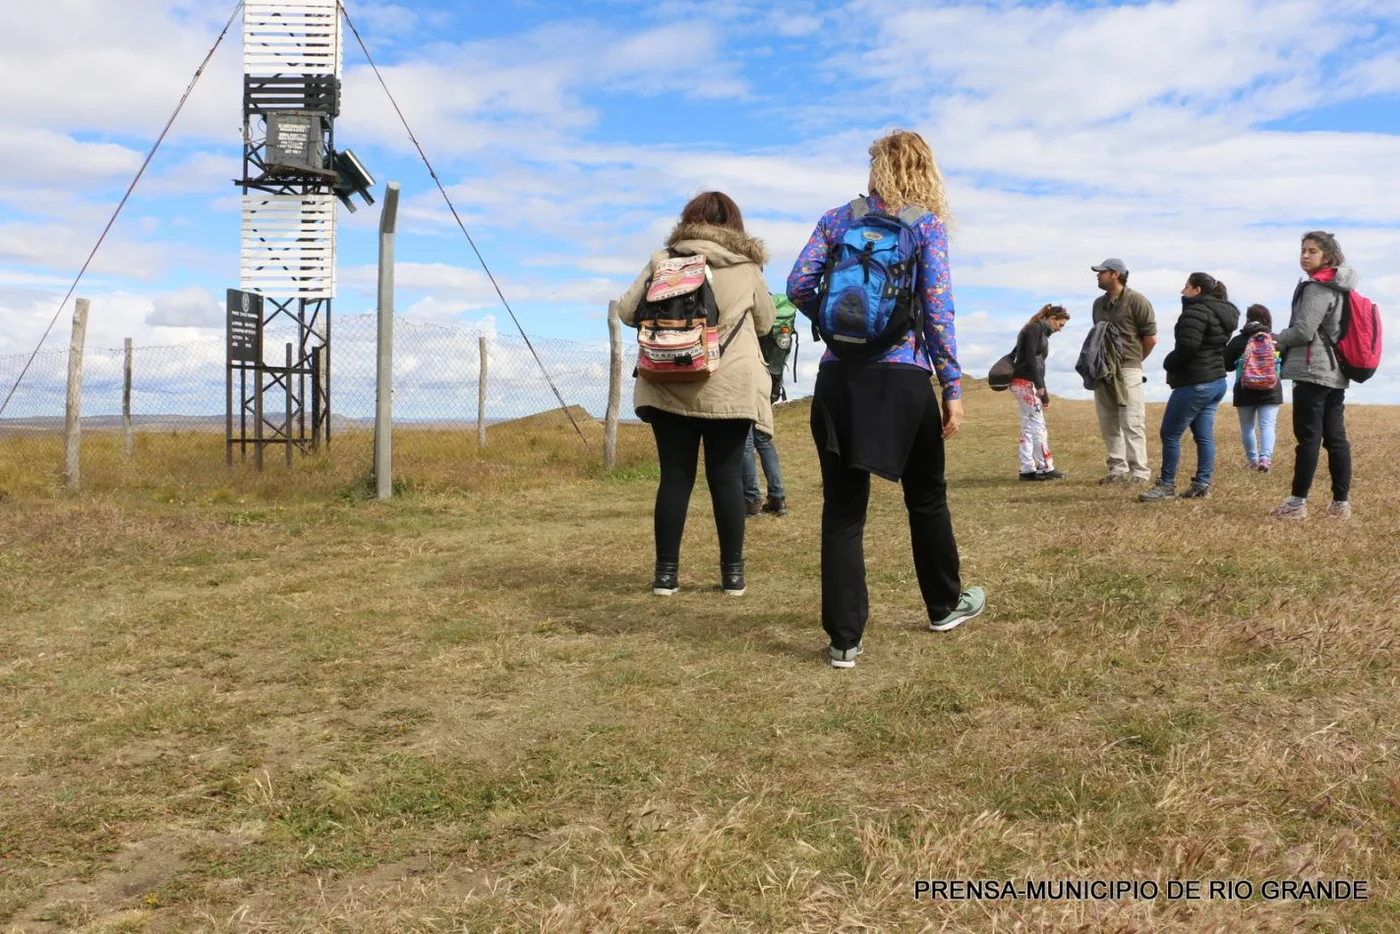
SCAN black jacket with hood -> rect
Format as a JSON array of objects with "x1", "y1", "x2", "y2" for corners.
[
  {"x1": 1223, "y1": 321, "x2": 1285, "y2": 407},
  {"x1": 1163, "y1": 295, "x2": 1240, "y2": 389}
]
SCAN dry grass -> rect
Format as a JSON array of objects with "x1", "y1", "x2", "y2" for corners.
[{"x1": 1, "y1": 383, "x2": 1397, "y2": 932}]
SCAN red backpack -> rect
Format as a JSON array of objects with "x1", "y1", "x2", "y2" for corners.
[{"x1": 1327, "y1": 289, "x2": 1382, "y2": 383}]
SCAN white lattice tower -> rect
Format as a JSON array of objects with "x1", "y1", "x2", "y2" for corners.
[{"x1": 240, "y1": 0, "x2": 341, "y2": 300}]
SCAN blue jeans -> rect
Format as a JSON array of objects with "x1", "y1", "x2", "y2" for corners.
[
  {"x1": 742, "y1": 427, "x2": 785, "y2": 503},
  {"x1": 1236, "y1": 404, "x2": 1280, "y2": 464},
  {"x1": 1158, "y1": 378, "x2": 1228, "y2": 488}
]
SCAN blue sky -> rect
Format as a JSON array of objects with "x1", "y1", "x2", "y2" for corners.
[{"x1": 2, "y1": 0, "x2": 1399, "y2": 408}]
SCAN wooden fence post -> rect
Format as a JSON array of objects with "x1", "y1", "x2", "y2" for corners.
[
  {"x1": 284, "y1": 342, "x2": 294, "y2": 467},
  {"x1": 64, "y1": 299, "x2": 90, "y2": 491},
  {"x1": 477, "y1": 334, "x2": 488, "y2": 450},
  {"x1": 123, "y1": 337, "x2": 133, "y2": 458},
  {"x1": 604, "y1": 301, "x2": 622, "y2": 469}
]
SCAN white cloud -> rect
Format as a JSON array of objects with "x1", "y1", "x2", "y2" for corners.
[
  {"x1": 0, "y1": 130, "x2": 143, "y2": 187},
  {"x1": 145, "y1": 285, "x2": 222, "y2": 327}
]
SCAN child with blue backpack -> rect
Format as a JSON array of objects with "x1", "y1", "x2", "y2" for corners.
[
  {"x1": 787, "y1": 130, "x2": 984, "y2": 669},
  {"x1": 1223, "y1": 304, "x2": 1283, "y2": 472}
]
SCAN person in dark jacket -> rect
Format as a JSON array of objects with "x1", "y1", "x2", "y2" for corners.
[
  {"x1": 1223, "y1": 304, "x2": 1284, "y2": 472},
  {"x1": 787, "y1": 129, "x2": 984, "y2": 669},
  {"x1": 1138, "y1": 272, "x2": 1239, "y2": 502},
  {"x1": 1009, "y1": 304, "x2": 1070, "y2": 481}
]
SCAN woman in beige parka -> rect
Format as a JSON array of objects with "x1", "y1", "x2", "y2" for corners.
[{"x1": 615, "y1": 191, "x2": 776, "y2": 598}]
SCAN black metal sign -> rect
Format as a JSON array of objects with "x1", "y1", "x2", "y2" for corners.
[{"x1": 227, "y1": 289, "x2": 263, "y2": 363}]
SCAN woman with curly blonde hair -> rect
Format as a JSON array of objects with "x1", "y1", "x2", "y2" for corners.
[{"x1": 787, "y1": 129, "x2": 983, "y2": 669}]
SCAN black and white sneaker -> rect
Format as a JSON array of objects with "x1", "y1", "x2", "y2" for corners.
[
  {"x1": 721, "y1": 562, "x2": 745, "y2": 597},
  {"x1": 652, "y1": 562, "x2": 680, "y2": 596}
]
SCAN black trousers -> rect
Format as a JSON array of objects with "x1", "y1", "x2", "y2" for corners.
[
  {"x1": 812, "y1": 381, "x2": 962, "y2": 651},
  {"x1": 1291, "y1": 381, "x2": 1351, "y2": 501},
  {"x1": 649, "y1": 411, "x2": 752, "y2": 567}
]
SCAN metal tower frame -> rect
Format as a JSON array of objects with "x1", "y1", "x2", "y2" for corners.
[{"x1": 228, "y1": 0, "x2": 342, "y2": 467}]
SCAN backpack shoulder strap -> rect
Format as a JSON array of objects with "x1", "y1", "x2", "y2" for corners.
[
  {"x1": 895, "y1": 205, "x2": 925, "y2": 226},
  {"x1": 849, "y1": 197, "x2": 870, "y2": 219},
  {"x1": 718, "y1": 308, "x2": 752, "y2": 356}
]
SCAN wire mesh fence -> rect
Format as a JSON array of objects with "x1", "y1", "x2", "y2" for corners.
[{"x1": 0, "y1": 313, "x2": 656, "y2": 497}]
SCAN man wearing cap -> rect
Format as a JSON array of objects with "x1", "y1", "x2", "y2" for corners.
[{"x1": 1090, "y1": 258, "x2": 1156, "y2": 484}]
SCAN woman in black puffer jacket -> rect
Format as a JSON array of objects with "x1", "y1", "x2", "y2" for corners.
[{"x1": 1138, "y1": 273, "x2": 1239, "y2": 502}]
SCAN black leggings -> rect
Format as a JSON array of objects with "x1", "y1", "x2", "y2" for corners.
[
  {"x1": 1291, "y1": 381, "x2": 1351, "y2": 501},
  {"x1": 649, "y1": 411, "x2": 752, "y2": 566},
  {"x1": 812, "y1": 378, "x2": 962, "y2": 651}
]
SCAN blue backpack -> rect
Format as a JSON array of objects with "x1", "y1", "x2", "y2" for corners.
[{"x1": 813, "y1": 197, "x2": 924, "y2": 360}]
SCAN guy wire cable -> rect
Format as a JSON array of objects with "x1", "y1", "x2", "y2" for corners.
[
  {"x1": 0, "y1": 1, "x2": 246, "y2": 424},
  {"x1": 340, "y1": 5, "x2": 594, "y2": 451}
]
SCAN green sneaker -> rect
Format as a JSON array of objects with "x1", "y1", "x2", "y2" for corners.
[
  {"x1": 929, "y1": 587, "x2": 986, "y2": 632},
  {"x1": 829, "y1": 643, "x2": 864, "y2": 669},
  {"x1": 1137, "y1": 482, "x2": 1176, "y2": 502}
]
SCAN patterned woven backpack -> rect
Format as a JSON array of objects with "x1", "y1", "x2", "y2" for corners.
[{"x1": 1239, "y1": 332, "x2": 1280, "y2": 390}]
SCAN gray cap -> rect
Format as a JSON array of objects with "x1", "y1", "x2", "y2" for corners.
[{"x1": 1091, "y1": 258, "x2": 1128, "y2": 275}]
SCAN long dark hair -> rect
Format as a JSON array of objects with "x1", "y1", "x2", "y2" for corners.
[
  {"x1": 1187, "y1": 272, "x2": 1228, "y2": 301},
  {"x1": 679, "y1": 191, "x2": 745, "y2": 232},
  {"x1": 1246, "y1": 304, "x2": 1272, "y2": 328}
]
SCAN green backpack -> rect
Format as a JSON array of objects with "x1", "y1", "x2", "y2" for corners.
[{"x1": 761, "y1": 295, "x2": 800, "y2": 393}]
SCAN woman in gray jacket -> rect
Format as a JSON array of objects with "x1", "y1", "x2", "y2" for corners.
[{"x1": 1268, "y1": 231, "x2": 1355, "y2": 521}]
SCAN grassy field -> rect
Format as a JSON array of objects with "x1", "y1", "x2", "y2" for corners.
[{"x1": 1, "y1": 382, "x2": 1397, "y2": 932}]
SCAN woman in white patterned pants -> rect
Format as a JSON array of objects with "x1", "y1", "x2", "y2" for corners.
[{"x1": 1010, "y1": 304, "x2": 1070, "y2": 480}]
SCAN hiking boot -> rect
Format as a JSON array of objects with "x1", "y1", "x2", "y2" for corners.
[
  {"x1": 1020, "y1": 471, "x2": 1044, "y2": 481},
  {"x1": 1137, "y1": 482, "x2": 1176, "y2": 502},
  {"x1": 744, "y1": 500, "x2": 762, "y2": 518},
  {"x1": 1178, "y1": 482, "x2": 1211, "y2": 499},
  {"x1": 761, "y1": 495, "x2": 788, "y2": 516},
  {"x1": 829, "y1": 642, "x2": 863, "y2": 669},
  {"x1": 1098, "y1": 473, "x2": 1128, "y2": 485},
  {"x1": 652, "y1": 561, "x2": 680, "y2": 596},
  {"x1": 1245, "y1": 458, "x2": 1259, "y2": 471},
  {"x1": 1035, "y1": 469, "x2": 1065, "y2": 481},
  {"x1": 1268, "y1": 499, "x2": 1307, "y2": 521},
  {"x1": 1257, "y1": 458, "x2": 1271, "y2": 473},
  {"x1": 929, "y1": 586, "x2": 986, "y2": 632},
  {"x1": 721, "y1": 561, "x2": 746, "y2": 596},
  {"x1": 1325, "y1": 500, "x2": 1352, "y2": 520}
]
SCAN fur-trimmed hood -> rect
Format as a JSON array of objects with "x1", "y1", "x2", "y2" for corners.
[{"x1": 665, "y1": 222, "x2": 768, "y2": 268}]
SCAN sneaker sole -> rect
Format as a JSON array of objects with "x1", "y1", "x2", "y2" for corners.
[
  {"x1": 652, "y1": 587, "x2": 679, "y2": 596},
  {"x1": 723, "y1": 587, "x2": 746, "y2": 597},
  {"x1": 829, "y1": 657, "x2": 856, "y2": 669},
  {"x1": 929, "y1": 602, "x2": 985, "y2": 632}
]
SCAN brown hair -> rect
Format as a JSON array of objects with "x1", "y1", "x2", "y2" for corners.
[
  {"x1": 1027, "y1": 303, "x2": 1070, "y2": 326},
  {"x1": 1187, "y1": 272, "x2": 1228, "y2": 301},
  {"x1": 1246, "y1": 303, "x2": 1272, "y2": 328},
  {"x1": 679, "y1": 191, "x2": 745, "y2": 232},
  {"x1": 1301, "y1": 230, "x2": 1344, "y2": 268}
]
